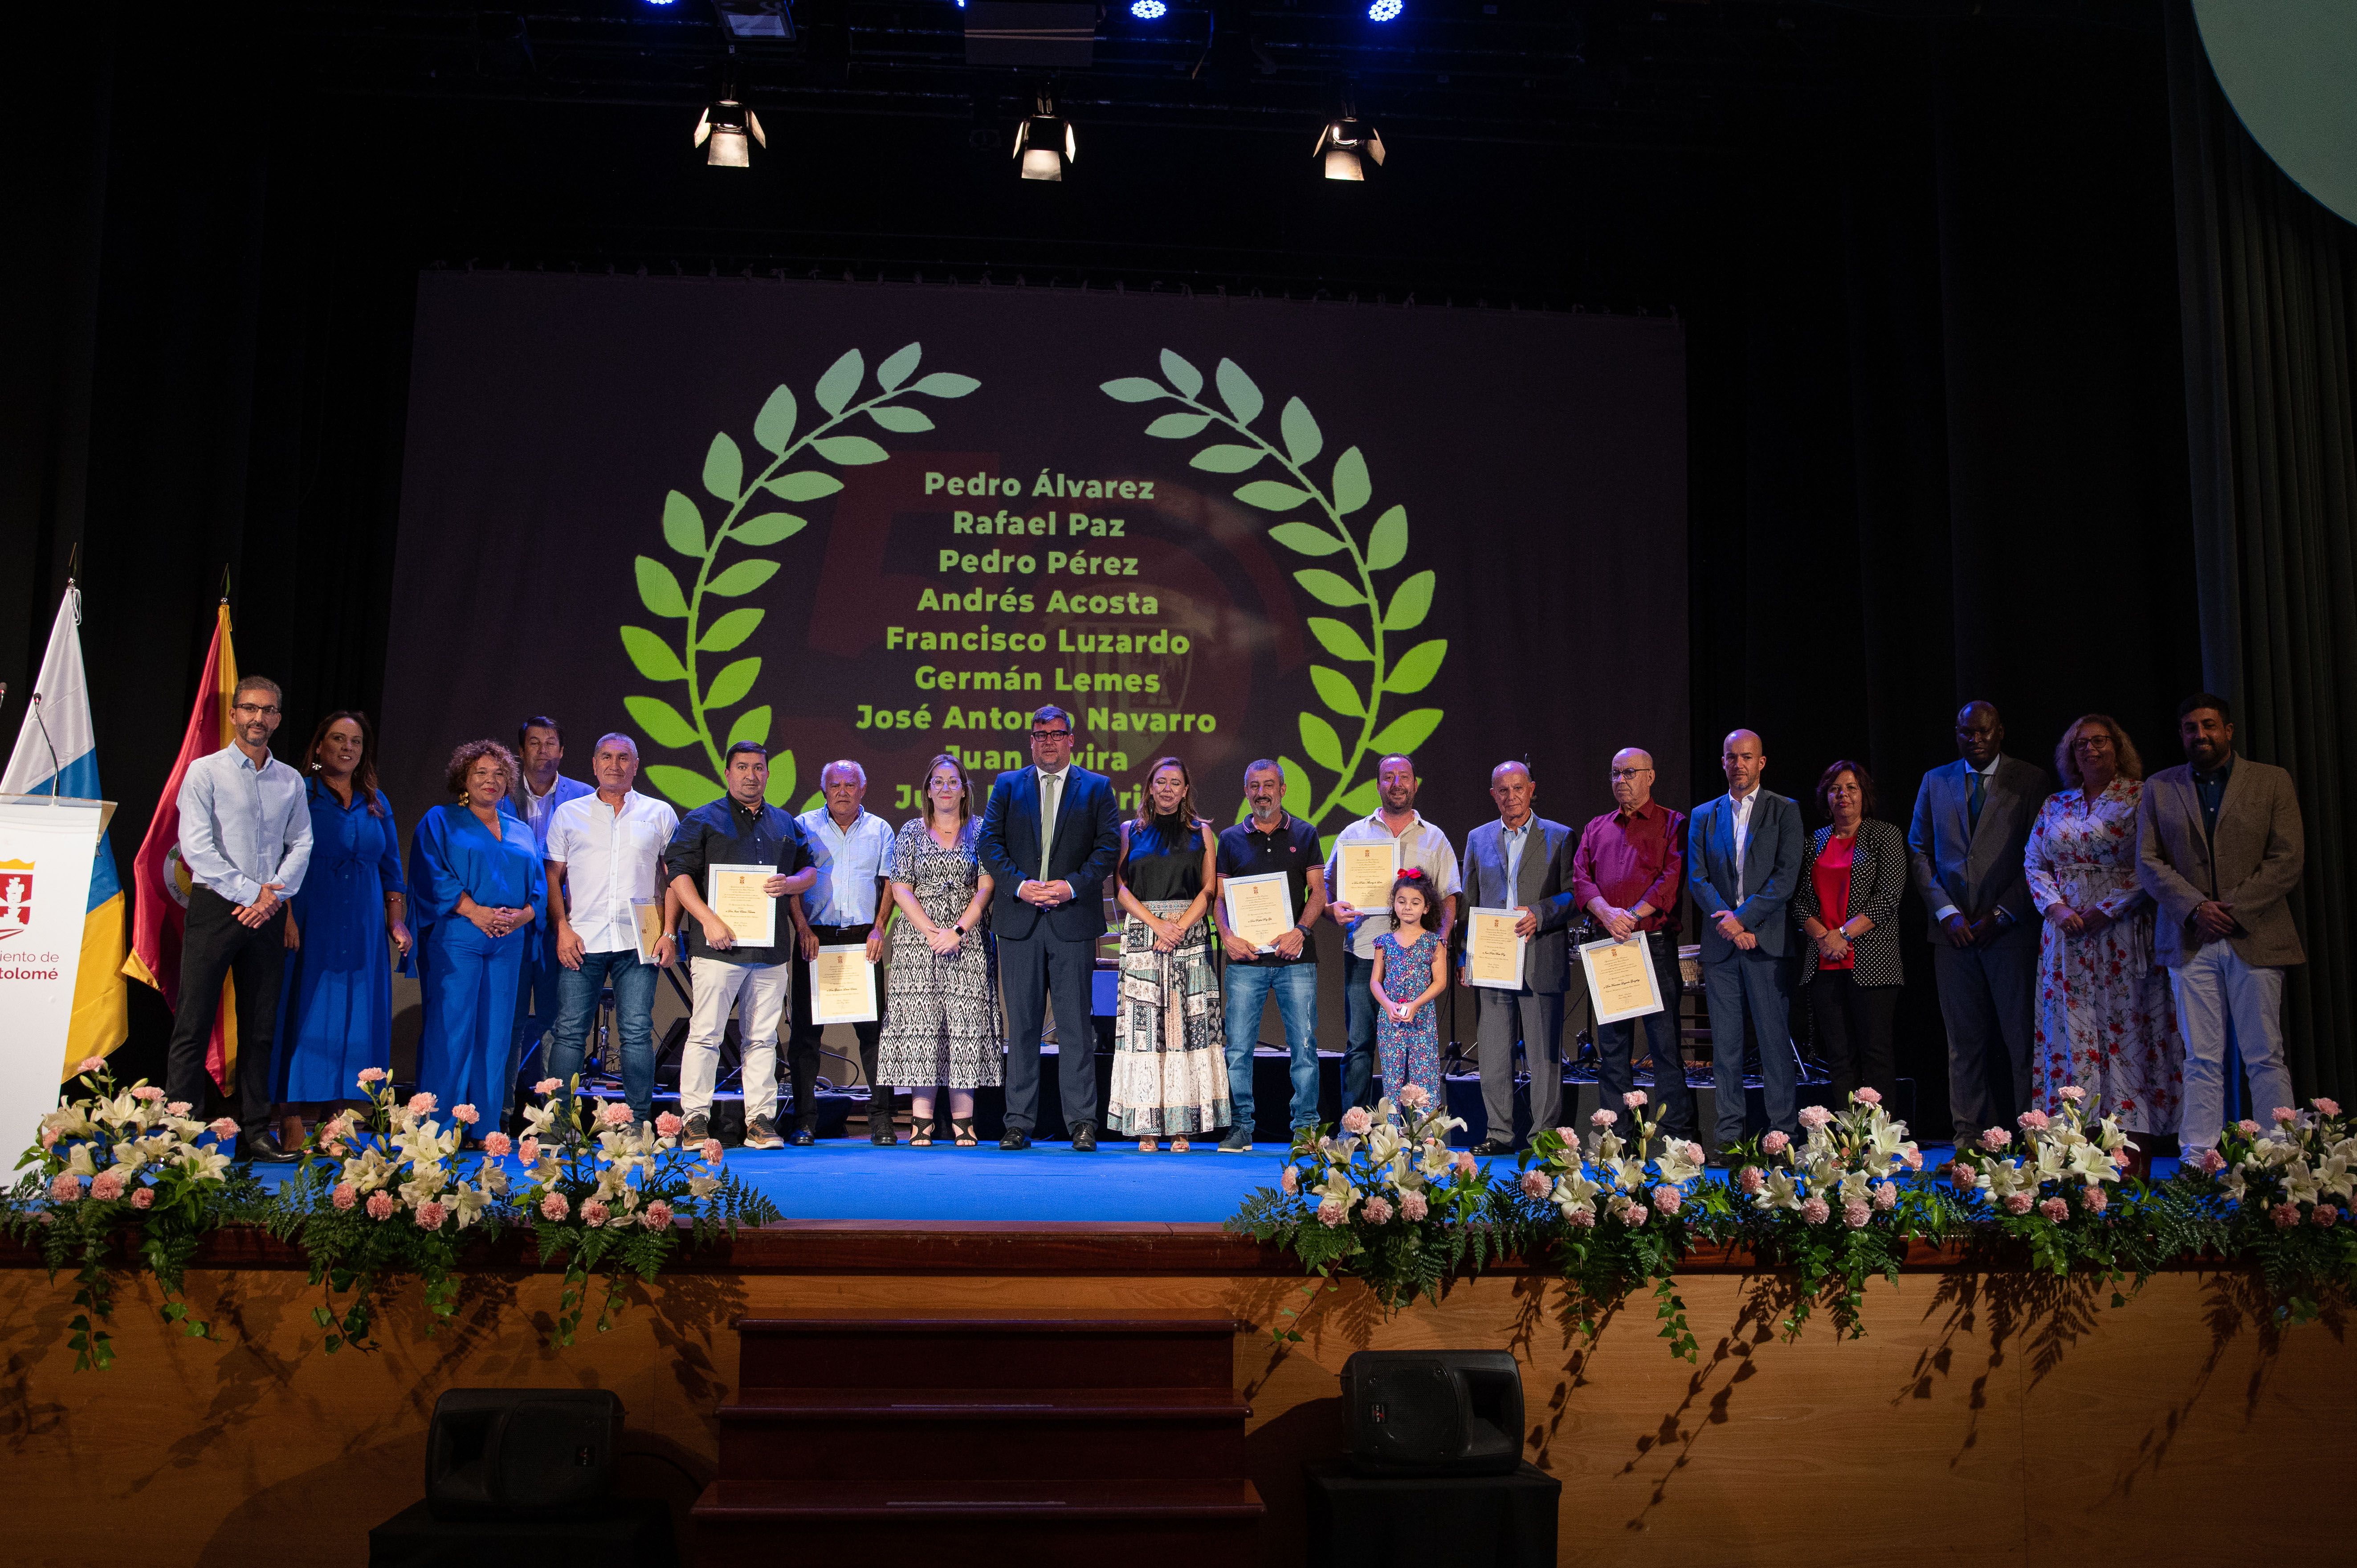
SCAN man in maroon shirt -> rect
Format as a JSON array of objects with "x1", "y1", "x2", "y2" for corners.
[{"x1": 1570, "y1": 747, "x2": 1696, "y2": 1143}]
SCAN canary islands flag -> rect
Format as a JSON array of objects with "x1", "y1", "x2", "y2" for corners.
[{"x1": 0, "y1": 584, "x2": 130, "y2": 1077}]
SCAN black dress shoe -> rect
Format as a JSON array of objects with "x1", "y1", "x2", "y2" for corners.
[
  {"x1": 999, "y1": 1128, "x2": 1032, "y2": 1151},
  {"x1": 1468, "y1": 1138, "x2": 1515, "y2": 1157},
  {"x1": 790, "y1": 1125, "x2": 815, "y2": 1147},
  {"x1": 1069, "y1": 1122, "x2": 1098, "y2": 1153},
  {"x1": 245, "y1": 1130, "x2": 299, "y2": 1164}
]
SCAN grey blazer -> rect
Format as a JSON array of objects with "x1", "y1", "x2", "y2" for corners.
[
  {"x1": 1907, "y1": 755, "x2": 2047, "y2": 944},
  {"x1": 1458, "y1": 816, "x2": 1577, "y2": 993},
  {"x1": 2136, "y1": 757, "x2": 2305, "y2": 969},
  {"x1": 1687, "y1": 789, "x2": 1806, "y2": 961},
  {"x1": 1794, "y1": 819, "x2": 1908, "y2": 989}
]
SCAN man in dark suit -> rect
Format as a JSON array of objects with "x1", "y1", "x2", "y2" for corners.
[
  {"x1": 1688, "y1": 729, "x2": 1806, "y2": 1149},
  {"x1": 1456, "y1": 761, "x2": 1578, "y2": 1152},
  {"x1": 1908, "y1": 700, "x2": 2047, "y2": 1146},
  {"x1": 2137, "y1": 692, "x2": 2305, "y2": 1161},
  {"x1": 976, "y1": 705, "x2": 1122, "y2": 1150}
]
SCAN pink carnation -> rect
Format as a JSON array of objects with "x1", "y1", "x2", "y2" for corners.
[
  {"x1": 1799, "y1": 1197, "x2": 1831, "y2": 1226},
  {"x1": 1950, "y1": 1161, "x2": 1977, "y2": 1189},
  {"x1": 131, "y1": 1085, "x2": 165, "y2": 1103},
  {"x1": 1842, "y1": 1200, "x2": 1871, "y2": 1228},
  {"x1": 47, "y1": 1171, "x2": 82, "y2": 1203},
  {"x1": 643, "y1": 1201, "x2": 674, "y2": 1228},
  {"x1": 2313, "y1": 1205, "x2": 2340, "y2": 1229},
  {"x1": 2003, "y1": 1192, "x2": 2034, "y2": 1215},
  {"x1": 1737, "y1": 1166, "x2": 1765, "y2": 1195},
  {"x1": 1395, "y1": 1083, "x2": 1430, "y2": 1110},
  {"x1": 1651, "y1": 1185, "x2": 1683, "y2": 1216},
  {"x1": 1591, "y1": 1109, "x2": 1618, "y2": 1128},
  {"x1": 331, "y1": 1182, "x2": 359, "y2": 1210},
  {"x1": 2315, "y1": 1098, "x2": 2343, "y2": 1118},
  {"x1": 1855, "y1": 1087, "x2": 1883, "y2": 1105},
  {"x1": 2272, "y1": 1106, "x2": 2300, "y2": 1125},
  {"x1": 406, "y1": 1092, "x2": 437, "y2": 1116},
  {"x1": 534, "y1": 1077, "x2": 563, "y2": 1096},
  {"x1": 166, "y1": 1100, "x2": 192, "y2": 1116},
  {"x1": 414, "y1": 1200, "x2": 448, "y2": 1229},
  {"x1": 1979, "y1": 1128, "x2": 2012, "y2": 1151},
  {"x1": 1903, "y1": 1149, "x2": 1923, "y2": 1170},
  {"x1": 1798, "y1": 1106, "x2": 1832, "y2": 1130},
  {"x1": 450, "y1": 1104, "x2": 480, "y2": 1126},
  {"x1": 90, "y1": 1169, "x2": 125, "y2": 1202},
  {"x1": 2018, "y1": 1110, "x2": 2051, "y2": 1131},
  {"x1": 357, "y1": 1067, "x2": 388, "y2": 1085},
  {"x1": 599, "y1": 1102, "x2": 633, "y2": 1128},
  {"x1": 1762, "y1": 1130, "x2": 1790, "y2": 1155},
  {"x1": 655, "y1": 1112, "x2": 684, "y2": 1138},
  {"x1": 1280, "y1": 1165, "x2": 1299, "y2": 1195},
  {"x1": 1872, "y1": 1181, "x2": 1898, "y2": 1211},
  {"x1": 701, "y1": 1139, "x2": 726, "y2": 1164},
  {"x1": 1554, "y1": 1126, "x2": 1579, "y2": 1144},
  {"x1": 518, "y1": 1137, "x2": 540, "y2": 1164},
  {"x1": 2272, "y1": 1203, "x2": 2302, "y2": 1229},
  {"x1": 366, "y1": 1192, "x2": 396, "y2": 1221},
  {"x1": 1623, "y1": 1203, "x2": 1648, "y2": 1227},
  {"x1": 1680, "y1": 1141, "x2": 1706, "y2": 1166},
  {"x1": 77, "y1": 1055, "x2": 107, "y2": 1075},
  {"x1": 208, "y1": 1117, "x2": 238, "y2": 1139},
  {"x1": 582, "y1": 1199, "x2": 611, "y2": 1228},
  {"x1": 39, "y1": 1127, "x2": 57, "y2": 1149},
  {"x1": 2194, "y1": 1149, "x2": 2227, "y2": 1175},
  {"x1": 1399, "y1": 1190, "x2": 1429, "y2": 1222},
  {"x1": 1622, "y1": 1091, "x2": 1647, "y2": 1109},
  {"x1": 482, "y1": 1132, "x2": 513, "y2": 1159},
  {"x1": 1452, "y1": 1152, "x2": 1477, "y2": 1177},
  {"x1": 2111, "y1": 1147, "x2": 2132, "y2": 1170},
  {"x1": 2236, "y1": 1120, "x2": 2262, "y2": 1136},
  {"x1": 1520, "y1": 1169, "x2": 1551, "y2": 1200},
  {"x1": 1362, "y1": 1196, "x2": 1395, "y2": 1225},
  {"x1": 2082, "y1": 1186, "x2": 2108, "y2": 1214},
  {"x1": 2059, "y1": 1085, "x2": 2086, "y2": 1102},
  {"x1": 1566, "y1": 1206, "x2": 1596, "y2": 1229},
  {"x1": 1317, "y1": 1199, "x2": 1348, "y2": 1227},
  {"x1": 539, "y1": 1192, "x2": 570, "y2": 1221},
  {"x1": 130, "y1": 1186, "x2": 153, "y2": 1210},
  {"x1": 1340, "y1": 1107, "x2": 1373, "y2": 1136},
  {"x1": 2039, "y1": 1197, "x2": 2070, "y2": 1222}
]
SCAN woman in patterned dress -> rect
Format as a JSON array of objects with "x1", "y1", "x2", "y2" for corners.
[
  {"x1": 1370, "y1": 869, "x2": 1448, "y2": 1108},
  {"x1": 1108, "y1": 757, "x2": 1231, "y2": 1152},
  {"x1": 877, "y1": 754, "x2": 1000, "y2": 1148},
  {"x1": 2025, "y1": 715, "x2": 2180, "y2": 1170}
]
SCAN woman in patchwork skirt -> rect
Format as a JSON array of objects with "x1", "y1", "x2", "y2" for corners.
[{"x1": 1108, "y1": 757, "x2": 1232, "y2": 1151}]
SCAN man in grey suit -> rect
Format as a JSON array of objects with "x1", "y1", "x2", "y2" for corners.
[
  {"x1": 1457, "y1": 761, "x2": 1577, "y2": 1153},
  {"x1": 1908, "y1": 701, "x2": 2047, "y2": 1146},
  {"x1": 2137, "y1": 692, "x2": 2305, "y2": 1160},
  {"x1": 1688, "y1": 729, "x2": 1806, "y2": 1148}
]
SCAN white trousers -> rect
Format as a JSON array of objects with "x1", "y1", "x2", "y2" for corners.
[
  {"x1": 684, "y1": 956, "x2": 787, "y2": 1120},
  {"x1": 2168, "y1": 940, "x2": 2293, "y2": 1157}
]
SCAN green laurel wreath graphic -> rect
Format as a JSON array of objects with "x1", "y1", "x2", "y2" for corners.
[
  {"x1": 621, "y1": 344, "x2": 980, "y2": 810},
  {"x1": 1103, "y1": 350, "x2": 1445, "y2": 842}
]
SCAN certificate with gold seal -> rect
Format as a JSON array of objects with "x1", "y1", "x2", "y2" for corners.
[
  {"x1": 811, "y1": 944, "x2": 879, "y2": 1024},
  {"x1": 1580, "y1": 933, "x2": 1665, "y2": 1023},
  {"x1": 1465, "y1": 907, "x2": 1527, "y2": 990},
  {"x1": 705, "y1": 863, "x2": 777, "y2": 948},
  {"x1": 1222, "y1": 872, "x2": 1295, "y2": 953},
  {"x1": 1334, "y1": 839, "x2": 1402, "y2": 912}
]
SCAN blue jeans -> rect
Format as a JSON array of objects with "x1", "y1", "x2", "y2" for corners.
[
  {"x1": 1342, "y1": 950, "x2": 1380, "y2": 1111},
  {"x1": 546, "y1": 948, "x2": 659, "y2": 1123},
  {"x1": 1224, "y1": 961, "x2": 1321, "y2": 1136}
]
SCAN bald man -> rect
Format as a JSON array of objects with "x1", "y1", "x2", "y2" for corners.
[
  {"x1": 1457, "y1": 761, "x2": 1578, "y2": 1152},
  {"x1": 1572, "y1": 747, "x2": 1696, "y2": 1143},
  {"x1": 1687, "y1": 729, "x2": 1806, "y2": 1148}
]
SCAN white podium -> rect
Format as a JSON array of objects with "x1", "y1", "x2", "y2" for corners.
[{"x1": 0, "y1": 796, "x2": 113, "y2": 1133}]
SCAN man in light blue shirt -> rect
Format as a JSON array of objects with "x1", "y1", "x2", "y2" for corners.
[
  {"x1": 785, "y1": 760, "x2": 897, "y2": 1144},
  {"x1": 163, "y1": 675, "x2": 313, "y2": 1161}
]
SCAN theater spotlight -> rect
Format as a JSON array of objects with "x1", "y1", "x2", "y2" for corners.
[
  {"x1": 1314, "y1": 110, "x2": 1384, "y2": 181},
  {"x1": 1130, "y1": 0, "x2": 1168, "y2": 16},
  {"x1": 1368, "y1": 0, "x2": 1403, "y2": 19},
  {"x1": 1013, "y1": 93, "x2": 1075, "y2": 181},
  {"x1": 694, "y1": 96, "x2": 766, "y2": 167}
]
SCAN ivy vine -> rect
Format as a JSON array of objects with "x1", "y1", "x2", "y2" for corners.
[
  {"x1": 622, "y1": 344, "x2": 979, "y2": 810},
  {"x1": 1102, "y1": 351, "x2": 1444, "y2": 839}
]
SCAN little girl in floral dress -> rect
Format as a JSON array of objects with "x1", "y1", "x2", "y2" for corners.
[{"x1": 1369, "y1": 869, "x2": 1448, "y2": 1107}]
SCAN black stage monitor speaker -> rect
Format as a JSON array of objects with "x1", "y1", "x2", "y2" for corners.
[
  {"x1": 426, "y1": 1389, "x2": 624, "y2": 1519},
  {"x1": 1339, "y1": 1350, "x2": 1523, "y2": 1477}
]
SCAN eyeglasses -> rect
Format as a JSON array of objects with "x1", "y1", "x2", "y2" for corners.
[
  {"x1": 1610, "y1": 767, "x2": 1652, "y2": 780},
  {"x1": 233, "y1": 704, "x2": 281, "y2": 717},
  {"x1": 1031, "y1": 729, "x2": 1071, "y2": 741}
]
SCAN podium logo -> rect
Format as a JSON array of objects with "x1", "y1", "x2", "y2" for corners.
[{"x1": 0, "y1": 858, "x2": 32, "y2": 945}]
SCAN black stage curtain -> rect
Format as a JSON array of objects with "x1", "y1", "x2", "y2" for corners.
[{"x1": 2166, "y1": 0, "x2": 2357, "y2": 1102}]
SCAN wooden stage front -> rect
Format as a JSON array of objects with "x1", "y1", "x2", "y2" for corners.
[{"x1": 2, "y1": 1222, "x2": 2346, "y2": 1566}]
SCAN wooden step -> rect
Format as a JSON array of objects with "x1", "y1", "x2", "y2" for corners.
[
  {"x1": 715, "y1": 1386, "x2": 1250, "y2": 1479},
  {"x1": 692, "y1": 1477, "x2": 1263, "y2": 1559},
  {"x1": 733, "y1": 1315, "x2": 1240, "y2": 1392}
]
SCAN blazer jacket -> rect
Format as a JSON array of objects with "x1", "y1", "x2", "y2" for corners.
[
  {"x1": 1457, "y1": 816, "x2": 1578, "y2": 993},
  {"x1": 2136, "y1": 756, "x2": 2305, "y2": 969},
  {"x1": 1793, "y1": 819, "x2": 1908, "y2": 989},
  {"x1": 1687, "y1": 789, "x2": 1806, "y2": 961},
  {"x1": 1907, "y1": 755, "x2": 2047, "y2": 944},
  {"x1": 976, "y1": 764, "x2": 1122, "y2": 942}
]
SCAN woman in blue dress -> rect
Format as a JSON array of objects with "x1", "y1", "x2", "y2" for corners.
[
  {"x1": 410, "y1": 738, "x2": 545, "y2": 1135},
  {"x1": 272, "y1": 712, "x2": 412, "y2": 1147}
]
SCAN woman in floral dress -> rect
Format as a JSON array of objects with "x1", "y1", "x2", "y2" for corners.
[
  {"x1": 2024, "y1": 715, "x2": 2180, "y2": 1168},
  {"x1": 877, "y1": 754, "x2": 1000, "y2": 1148},
  {"x1": 1369, "y1": 869, "x2": 1448, "y2": 1108}
]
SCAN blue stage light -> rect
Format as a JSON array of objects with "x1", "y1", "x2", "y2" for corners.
[
  {"x1": 1131, "y1": 0, "x2": 1167, "y2": 16},
  {"x1": 1368, "y1": 0, "x2": 1402, "y2": 19}
]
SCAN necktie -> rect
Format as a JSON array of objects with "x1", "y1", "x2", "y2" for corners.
[
  {"x1": 1040, "y1": 770, "x2": 1061, "y2": 880},
  {"x1": 1967, "y1": 770, "x2": 1985, "y2": 834}
]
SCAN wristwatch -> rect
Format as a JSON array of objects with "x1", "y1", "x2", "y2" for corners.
[{"x1": 951, "y1": 922, "x2": 966, "y2": 937}]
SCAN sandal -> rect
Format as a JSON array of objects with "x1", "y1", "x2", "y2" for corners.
[
  {"x1": 909, "y1": 1126, "x2": 934, "y2": 1148},
  {"x1": 951, "y1": 1118, "x2": 978, "y2": 1148},
  {"x1": 1170, "y1": 1136, "x2": 1191, "y2": 1154},
  {"x1": 1139, "y1": 1137, "x2": 1159, "y2": 1153}
]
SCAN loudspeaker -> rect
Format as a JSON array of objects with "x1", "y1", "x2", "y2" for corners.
[
  {"x1": 425, "y1": 1389, "x2": 624, "y2": 1519},
  {"x1": 1338, "y1": 1350, "x2": 1523, "y2": 1476}
]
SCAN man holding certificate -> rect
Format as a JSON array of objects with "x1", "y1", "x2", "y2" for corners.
[
  {"x1": 1571, "y1": 747, "x2": 1697, "y2": 1144},
  {"x1": 785, "y1": 760, "x2": 895, "y2": 1145},
  {"x1": 663, "y1": 741, "x2": 817, "y2": 1149},
  {"x1": 1457, "y1": 761, "x2": 1577, "y2": 1153},
  {"x1": 1213, "y1": 759, "x2": 1329, "y2": 1150},
  {"x1": 1325, "y1": 752, "x2": 1461, "y2": 1112}
]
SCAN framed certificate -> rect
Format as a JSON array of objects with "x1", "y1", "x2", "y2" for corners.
[
  {"x1": 1465, "y1": 907, "x2": 1527, "y2": 990},
  {"x1": 705, "y1": 863, "x2": 778, "y2": 948},
  {"x1": 810, "y1": 944, "x2": 879, "y2": 1023},
  {"x1": 631, "y1": 898, "x2": 665, "y2": 961},
  {"x1": 1222, "y1": 872, "x2": 1295, "y2": 953},
  {"x1": 1580, "y1": 933, "x2": 1665, "y2": 1023},
  {"x1": 1335, "y1": 839, "x2": 1402, "y2": 911}
]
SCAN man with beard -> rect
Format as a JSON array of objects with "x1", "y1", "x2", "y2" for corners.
[
  {"x1": 1212, "y1": 759, "x2": 1328, "y2": 1150},
  {"x1": 1325, "y1": 752, "x2": 1461, "y2": 1113},
  {"x1": 2137, "y1": 693, "x2": 2306, "y2": 1162}
]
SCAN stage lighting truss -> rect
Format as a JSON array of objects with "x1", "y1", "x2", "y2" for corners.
[
  {"x1": 694, "y1": 97, "x2": 766, "y2": 167},
  {"x1": 1368, "y1": 0, "x2": 1403, "y2": 20},
  {"x1": 1314, "y1": 110, "x2": 1384, "y2": 181},
  {"x1": 1013, "y1": 92, "x2": 1076, "y2": 181}
]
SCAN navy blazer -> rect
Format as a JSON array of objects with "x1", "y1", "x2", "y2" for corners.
[
  {"x1": 976, "y1": 765, "x2": 1122, "y2": 942},
  {"x1": 1686, "y1": 789, "x2": 1806, "y2": 961}
]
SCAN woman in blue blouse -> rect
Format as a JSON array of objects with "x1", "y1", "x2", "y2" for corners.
[
  {"x1": 410, "y1": 739, "x2": 545, "y2": 1133},
  {"x1": 272, "y1": 712, "x2": 411, "y2": 1146}
]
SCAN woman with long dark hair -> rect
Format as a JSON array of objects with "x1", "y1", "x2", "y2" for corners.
[{"x1": 1107, "y1": 757, "x2": 1231, "y2": 1152}]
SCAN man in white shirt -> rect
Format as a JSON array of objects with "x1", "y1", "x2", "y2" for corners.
[
  {"x1": 1324, "y1": 752, "x2": 1462, "y2": 1112},
  {"x1": 544, "y1": 734, "x2": 679, "y2": 1132},
  {"x1": 508, "y1": 715, "x2": 593, "y2": 1109},
  {"x1": 1687, "y1": 729, "x2": 1806, "y2": 1150},
  {"x1": 164, "y1": 675, "x2": 313, "y2": 1161},
  {"x1": 785, "y1": 760, "x2": 896, "y2": 1144}
]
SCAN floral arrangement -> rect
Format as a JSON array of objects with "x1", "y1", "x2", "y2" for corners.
[
  {"x1": 1499, "y1": 1092, "x2": 1729, "y2": 1360},
  {"x1": 514, "y1": 1078, "x2": 781, "y2": 1346},
  {"x1": 1944, "y1": 1087, "x2": 2138, "y2": 1277},
  {"x1": 270, "y1": 1069, "x2": 510, "y2": 1351},
  {"x1": 2, "y1": 1058, "x2": 261, "y2": 1369},
  {"x1": 2183, "y1": 1098, "x2": 2357, "y2": 1321},
  {"x1": 1724, "y1": 1089, "x2": 1927, "y2": 1339},
  {"x1": 1227, "y1": 1087, "x2": 1500, "y2": 1340}
]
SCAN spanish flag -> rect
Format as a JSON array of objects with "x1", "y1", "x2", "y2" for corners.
[
  {"x1": 0, "y1": 584, "x2": 130, "y2": 1077},
  {"x1": 123, "y1": 601, "x2": 245, "y2": 1091}
]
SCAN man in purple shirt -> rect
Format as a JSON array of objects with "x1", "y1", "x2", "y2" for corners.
[{"x1": 1570, "y1": 747, "x2": 1696, "y2": 1142}]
